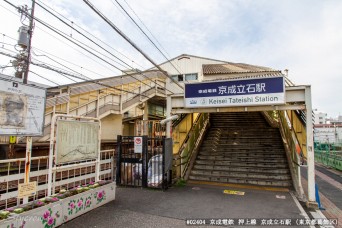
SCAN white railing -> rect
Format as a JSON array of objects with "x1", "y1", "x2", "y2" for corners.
[{"x1": 0, "y1": 149, "x2": 115, "y2": 209}]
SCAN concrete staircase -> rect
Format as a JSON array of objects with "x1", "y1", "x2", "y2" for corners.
[{"x1": 189, "y1": 112, "x2": 292, "y2": 187}]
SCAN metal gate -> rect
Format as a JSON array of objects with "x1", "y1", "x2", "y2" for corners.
[{"x1": 116, "y1": 136, "x2": 172, "y2": 190}]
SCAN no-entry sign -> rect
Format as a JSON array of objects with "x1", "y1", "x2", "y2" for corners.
[{"x1": 134, "y1": 137, "x2": 142, "y2": 153}]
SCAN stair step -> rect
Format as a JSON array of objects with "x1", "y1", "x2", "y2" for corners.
[
  {"x1": 188, "y1": 175, "x2": 292, "y2": 187},
  {"x1": 199, "y1": 149, "x2": 286, "y2": 154},
  {"x1": 190, "y1": 170, "x2": 291, "y2": 180},
  {"x1": 193, "y1": 164, "x2": 290, "y2": 174},
  {"x1": 195, "y1": 160, "x2": 288, "y2": 167},
  {"x1": 200, "y1": 148, "x2": 284, "y2": 154},
  {"x1": 197, "y1": 155, "x2": 287, "y2": 162},
  {"x1": 188, "y1": 112, "x2": 292, "y2": 188}
]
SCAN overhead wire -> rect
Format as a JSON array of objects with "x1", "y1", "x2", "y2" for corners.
[
  {"x1": 34, "y1": 0, "x2": 175, "y2": 94},
  {"x1": 34, "y1": 25, "x2": 115, "y2": 73},
  {"x1": 83, "y1": 0, "x2": 184, "y2": 91},
  {"x1": 31, "y1": 57, "x2": 88, "y2": 81},
  {"x1": 35, "y1": 0, "x2": 144, "y2": 70},
  {"x1": 32, "y1": 51, "x2": 92, "y2": 80},
  {"x1": 112, "y1": 0, "x2": 184, "y2": 78},
  {"x1": 2, "y1": 0, "x2": 174, "y2": 97},
  {"x1": 1, "y1": 48, "x2": 157, "y2": 98},
  {"x1": 29, "y1": 70, "x2": 60, "y2": 86},
  {"x1": 32, "y1": 47, "x2": 107, "y2": 78},
  {"x1": 0, "y1": 32, "x2": 110, "y2": 80},
  {"x1": 122, "y1": 0, "x2": 184, "y2": 74},
  {"x1": 35, "y1": 0, "x2": 134, "y2": 70}
]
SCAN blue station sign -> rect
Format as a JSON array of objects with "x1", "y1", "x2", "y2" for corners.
[{"x1": 184, "y1": 76, "x2": 285, "y2": 108}]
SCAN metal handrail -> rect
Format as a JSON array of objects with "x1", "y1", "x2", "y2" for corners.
[{"x1": 173, "y1": 113, "x2": 209, "y2": 178}]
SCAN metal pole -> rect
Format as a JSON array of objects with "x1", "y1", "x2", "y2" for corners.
[
  {"x1": 22, "y1": 0, "x2": 35, "y2": 204},
  {"x1": 48, "y1": 115, "x2": 57, "y2": 196},
  {"x1": 305, "y1": 86, "x2": 317, "y2": 208},
  {"x1": 95, "y1": 120, "x2": 101, "y2": 181},
  {"x1": 23, "y1": 0, "x2": 35, "y2": 84},
  {"x1": 23, "y1": 136, "x2": 32, "y2": 204}
]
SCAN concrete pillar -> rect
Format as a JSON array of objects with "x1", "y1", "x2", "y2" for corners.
[{"x1": 305, "y1": 86, "x2": 318, "y2": 209}]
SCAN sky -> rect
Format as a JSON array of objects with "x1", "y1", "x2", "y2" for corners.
[{"x1": 0, "y1": 0, "x2": 341, "y2": 117}]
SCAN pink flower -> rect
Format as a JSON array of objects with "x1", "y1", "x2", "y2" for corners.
[
  {"x1": 51, "y1": 197, "x2": 59, "y2": 202},
  {"x1": 47, "y1": 216, "x2": 54, "y2": 226},
  {"x1": 77, "y1": 200, "x2": 83, "y2": 207},
  {"x1": 70, "y1": 202, "x2": 75, "y2": 209},
  {"x1": 43, "y1": 210, "x2": 50, "y2": 220},
  {"x1": 86, "y1": 199, "x2": 91, "y2": 206},
  {"x1": 97, "y1": 191, "x2": 103, "y2": 199}
]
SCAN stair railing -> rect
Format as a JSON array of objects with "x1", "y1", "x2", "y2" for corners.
[
  {"x1": 173, "y1": 113, "x2": 210, "y2": 180},
  {"x1": 264, "y1": 110, "x2": 305, "y2": 198}
]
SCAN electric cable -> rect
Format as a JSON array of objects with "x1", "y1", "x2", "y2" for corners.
[
  {"x1": 83, "y1": 0, "x2": 184, "y2": 91},
  {"x1": 34, "y1": 0, "x2": 175, "y2": 94},
  {"x1": 112, "y1": 0, "x2": 184, "y2": 77},
  {"x1": 29, "y1": 70, "x2": 60, "y2": 86},
  {"x1": 35, "y1": 0, "x2": 144, "y2": 70}
]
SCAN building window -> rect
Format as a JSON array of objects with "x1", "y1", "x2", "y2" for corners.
[
  {"x1": 171, "y1": 73, "x2": 198, "y2": 82},
  {"x1": 171, "y1": 74, "x2": 183, "y2": 82},
  {"x1": 185, "y1": 73, "x2": 198, "y2": 81}
]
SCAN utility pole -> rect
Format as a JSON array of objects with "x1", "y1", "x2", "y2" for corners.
[
  {"x1": 22, "y1": 0, "x2": 35, "y2": 204},
  {"x1": 23, "y1": 0, "x2": 35, "y2": 84}
]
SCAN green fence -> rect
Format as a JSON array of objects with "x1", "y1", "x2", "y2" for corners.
[{"x1": 314, "y1": 143, "x2": 342, "y2": 171}]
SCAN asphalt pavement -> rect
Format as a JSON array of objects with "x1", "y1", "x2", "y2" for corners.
[{"x1": 62, "y1": 183, "x2": 310, "y2": 228}]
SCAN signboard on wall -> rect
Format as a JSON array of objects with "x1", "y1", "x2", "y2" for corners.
[
  {"x1": 184, "y1": 76, "x2": 285, "y2": 108},
  {"x1": 134, "y1": 136, "x2": 142, "y2": 153},
  {"x1": 18, "y1": 181, "x2": 37, "y2": 198},
  {"x1": 0, "y1": 78, "x2": 46, "y2": 135},
  {"x1": 56, "y1": 120, "x2": 99, "y2": 164}
]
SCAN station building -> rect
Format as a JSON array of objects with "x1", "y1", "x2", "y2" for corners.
[{"x1": 0, "y1": 54, "x2": 318, "y2": 208}]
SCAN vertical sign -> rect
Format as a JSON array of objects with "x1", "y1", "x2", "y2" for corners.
[{"x1": 134, "y1": 137, "x2": 142, "y2": 153}]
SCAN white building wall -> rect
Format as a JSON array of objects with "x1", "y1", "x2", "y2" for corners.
[
  {"x1": 157, "y1": 55, "x2": 226, "y2": 82},
  {"x1": 158, "y1": 55, "x2": 227, "y2": 95},
  {"x1": 314, "y1": 126, "x2": 342, "y2": 144},
  {"x1": 314, "y1": 112, "x2": 327, "y2": 124}
]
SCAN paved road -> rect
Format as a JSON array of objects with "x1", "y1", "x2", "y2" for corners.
[
  {"x1": 301, "y1": 164, "x2": 342, "y2": 227},
  {"x1": 63, "y1": 184, "x2": 309, "y2": 228},
  {"x1": 301, "y1": 165, "x2": 342, "y2": 209}
]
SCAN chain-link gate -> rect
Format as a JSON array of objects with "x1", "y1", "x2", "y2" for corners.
[{"x1": 116, "y1": 136, "x2": 172, "y2": 190}]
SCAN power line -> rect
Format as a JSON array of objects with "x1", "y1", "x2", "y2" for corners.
[
  {"x1": 30, "y1": 70, "x2": 60, "y2": 86},
  {"x1": 83, "y1": 0, "x2": 184, "y2": 91},
  {"x1": 0, "y1": 31, "x2": 113, "y2": 79},
  {"x1": 33, "y1": 0, "x2": 176, "y2": 94},
  {"x1": 2, "y1": 1, "x2": 175, "y2": 97},
  {"x1": 35, "y1": 0, "x2": 144, "y2": 70},
  {"x1": 122, "y1": 0, "x2": 184, "y2": 74},
  {"x1": 32, "y1": 47, "x2": 107, "y2": 78},
  {"x1": 3, "y1": 0, "x2": 126, "y2": 74},
  {"x1": 34, "y1": 25, "x2": 116, "y2": 73},
  {"x1": 1, "y1": 50, "x2": 157, "y2": 98},
  {"x1": 32, "y1": 51, "x2": 92, "y2": 80},
  {"x1": 35, "y1": 0, "x2": 135, "y2": 71},
  {"x1": 31, "y1": 58, "x2": 88, "y2": 81},
  {"x1": 111, "y1": 0, "x2": 184, "y2": 77}
]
